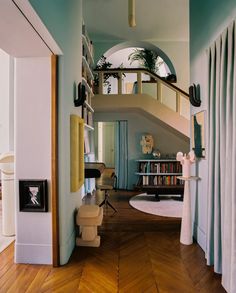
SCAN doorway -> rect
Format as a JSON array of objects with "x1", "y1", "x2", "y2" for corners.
[
  {"x1": 95, "y1": 120, "x2": 129, "y2": 190},
  {"x1": 96, "y1": 122, "x2": 115, "y2": 168}
]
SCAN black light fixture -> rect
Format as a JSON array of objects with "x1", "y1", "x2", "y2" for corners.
[
  {"x1": 189, "y1": 84, "x2": 201, "y2": 107},
  {"x1": 74, "y1": 82, "x2": 86, "y2": 107}
]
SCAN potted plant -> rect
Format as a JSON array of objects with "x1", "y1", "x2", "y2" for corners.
[
  {"x1": 128, "y1": 48, "x2": 163, "y2": 75},
  {"x1": 93, "y1": 55, "x2": 121, "y2": 94}
]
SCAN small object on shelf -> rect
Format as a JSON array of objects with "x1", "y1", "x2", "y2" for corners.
[{"x1": 152, "y1": 149, "x2": 161, "y2": 159}]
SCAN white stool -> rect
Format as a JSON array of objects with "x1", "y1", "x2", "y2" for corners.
[{"x1": 76, "y1": 205, "x2": 103, "y2": 247}]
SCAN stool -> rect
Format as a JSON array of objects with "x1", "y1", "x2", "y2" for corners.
[
  {"x1": 76, "y1": 205, "x2": 103, "y2": 247},
  {"x1": 97, "y1": 184, "x2": 117, "y2": 212}
]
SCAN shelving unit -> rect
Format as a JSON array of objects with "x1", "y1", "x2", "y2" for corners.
[
  {"x1": 82, "y1": 21, "x2": 96, "y2": 197},
  {"x1": 81, "y1": 22, "x2": 94, "y2": 130},
  {"x1": 135, "y1": 159, "x2": 184, "y2": 201}
]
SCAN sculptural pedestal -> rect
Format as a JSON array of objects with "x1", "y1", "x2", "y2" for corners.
[{"x1": 178, "y1": 176, "x2": 199, "y2": 245}]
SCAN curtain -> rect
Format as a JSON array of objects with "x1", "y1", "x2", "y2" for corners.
[
  {"x1": 207, "y1": 20, "x2": 236, "y2": 292},
  {"x1": 115, "y1": 121, "x2": 128, "y2": 189}
]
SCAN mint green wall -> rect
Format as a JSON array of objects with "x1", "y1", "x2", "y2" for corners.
[
  {"x1": 29, "y1": 0, "x2": 83, "y2": 265},
  {"x1": 190, "y1": 0, "x2": 236, "y2": 250},
  {"x1": 94, "y1": 112, "x2": 189, "y2": 190}
]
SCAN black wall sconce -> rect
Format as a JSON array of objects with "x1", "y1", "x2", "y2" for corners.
[
  {"x1": 189, "y1": 84, "x2": 201, "y2": 107},
  {"x1": 74, "y1": 82, "x2": 86, "y2": 107}
]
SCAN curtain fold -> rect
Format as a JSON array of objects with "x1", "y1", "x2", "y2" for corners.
[
  {"x1": 115, "y1": 121, "x2": 128, "y2": 189},
  {"x1": 207, "y1": 20, "x2": 236, "y2": 292}
]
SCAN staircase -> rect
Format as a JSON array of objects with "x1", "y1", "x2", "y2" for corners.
[{"x1": 92, "y1": 68, "x2": 190, "y2": 138}]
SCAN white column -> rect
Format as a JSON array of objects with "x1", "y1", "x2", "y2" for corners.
[{"x1": 180, "y1": 180, "x2": 192, "y2": 245}]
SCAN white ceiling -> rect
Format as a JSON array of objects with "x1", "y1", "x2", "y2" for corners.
[{"x1": 83, "y1": 0, "x2": 189, "y2": 42}]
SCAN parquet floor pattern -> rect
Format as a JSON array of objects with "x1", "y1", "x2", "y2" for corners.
[{"x1": 0, "y1": 170, "x2": 226, "y2": 292}]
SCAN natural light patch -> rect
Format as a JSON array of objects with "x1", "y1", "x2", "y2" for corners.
[{"x1": 105, "y1": 47, "x2": 170, "y2": 77}]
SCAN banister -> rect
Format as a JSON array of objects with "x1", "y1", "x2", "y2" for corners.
[{"x1": 94, "y1": 68, "x2": 189, "y2": 98}]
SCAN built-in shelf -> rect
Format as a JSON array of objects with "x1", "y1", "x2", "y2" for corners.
[
  {"x1": 84, "y1": 100, "x2": 94, "y2": 113},
  {"x1": 82, "y1": 34, "x2": 94, "y2": 65},
  {"x1": 82, "y1": 77, "x2": 94, "y2": 95},
  {"x1": 84, "y1": 123, "x2": 94, "y2": 131},
  {"x1": 82, "y1": 56, "x2": 94, "y2": 80}
]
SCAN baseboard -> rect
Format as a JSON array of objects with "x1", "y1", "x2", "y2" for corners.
[
  {"x1": 193, "y1": 222, "x2": 206, "y2": 252},
  {"x1": 15, "y1": 242, "x2": 52, "y2": 264},
  {"x1": 59, "y1": 229, "x2": 75, "y2": 265}
]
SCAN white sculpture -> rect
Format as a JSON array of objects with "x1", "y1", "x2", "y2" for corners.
[
  {"x1": 176, "y1": 151, "x2": 195, "y2": 178},
  {"x1": 140, "y1": 134, "x2": 154, "y2": 154}
]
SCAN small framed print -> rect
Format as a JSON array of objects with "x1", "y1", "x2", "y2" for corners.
[{"x1": 19, "y1": 180, "x2": 48, "y2": 212}]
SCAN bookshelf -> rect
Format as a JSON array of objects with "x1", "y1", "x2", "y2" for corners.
[
  {"x1": 135, "y1": 159, "x2": 184, "y2": 201},
  {"x1": 82, "y1": 21, "x2": 94, "y2": 131}
]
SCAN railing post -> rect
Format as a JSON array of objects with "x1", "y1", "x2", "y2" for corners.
[
  {"x1": 176, "y1": 91, "x2": 181, "y2": 114},
  {"x1": 137, "y1": 72, "x2": 142, "y2": 94},
  {"x1": 157, "y1": 79, "x2": 161, "y2": 101},
  {"x1": 118, "y1": 72, "x2": 122, "y2": 95},
  {"x1": 98, "y1": 72, "x2": 103, "y2": 95}
]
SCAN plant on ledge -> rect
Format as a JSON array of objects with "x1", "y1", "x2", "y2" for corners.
[
  {"x1": 93, "y1": 55, "x2": 122, "y2": 94},
  {"x1": 128, "y1": 48, "x2": 163, "y2": 75}
]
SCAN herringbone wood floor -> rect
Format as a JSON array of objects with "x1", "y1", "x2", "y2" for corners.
[{"x1": 0, "y1": 170, "x2": 226, "y2": 292}]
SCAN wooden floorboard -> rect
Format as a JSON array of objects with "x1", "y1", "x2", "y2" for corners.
[{"x1": 0, "y1": 170, "x2": 226, "y2": 292}]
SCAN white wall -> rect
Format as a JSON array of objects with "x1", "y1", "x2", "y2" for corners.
[
  {"x1": 0, "y1": 49, "x2": 14, "y2": 153},
  {"x1": 152, "y1": 41, "x2": 190, "y2": 92},
  {"x1": 14, "y1": 57, "x2": 52, "y2": 264}
]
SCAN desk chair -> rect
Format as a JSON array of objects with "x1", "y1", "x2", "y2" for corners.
[{"x1": 97, "y1": 173, "x2": 117, "y2": 212}]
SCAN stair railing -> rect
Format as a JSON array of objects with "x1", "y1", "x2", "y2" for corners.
[{"x1": 93, "y1": 68, "x2": 189, "y2": 118}]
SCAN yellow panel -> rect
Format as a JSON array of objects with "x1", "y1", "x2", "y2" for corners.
[{"x1": 70, "y1": 115, "x2": 84, "y2": 192}]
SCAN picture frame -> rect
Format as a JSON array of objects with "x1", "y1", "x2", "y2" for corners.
[
  {"x1": 19, "y1": 180, "x2": 48, "y2": 212},
  {"x1": 191, "y1": 110, "x2": 206, "y2": 158}
]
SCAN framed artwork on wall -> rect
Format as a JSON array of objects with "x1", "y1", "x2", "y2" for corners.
[
  {"x1": 19, "y1": 180, "x2": 48, "y2": 212},
  {"x1": 191, "y1": 110, "x2": 206, "y2": 158}
]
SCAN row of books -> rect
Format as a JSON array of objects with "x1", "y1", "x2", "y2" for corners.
[
  {"x1": 138, "y1": 175, "x2": 184, "y2": 186},
  {"x1": 139, "y1": 162, "x2": 182, "y2": 173}
]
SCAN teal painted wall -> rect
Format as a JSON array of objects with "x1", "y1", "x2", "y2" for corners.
[
  {"x1": 29, "y1": 0, "x2": 83, "y2": 265},
  {"x1": 190, "y1": 0, "x2": 236, "y2": 251},
  {"x1": 94, "y1": 112, "x2": 189, "y2": 190}
]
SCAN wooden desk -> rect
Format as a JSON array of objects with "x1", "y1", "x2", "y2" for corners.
[{"x1": 84, "y1": 162, "x2": 105, "y2": 178}]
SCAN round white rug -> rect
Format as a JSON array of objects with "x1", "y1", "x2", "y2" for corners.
[{"x1": 129, "y1": 193, "x2": 183, "y2": 218}]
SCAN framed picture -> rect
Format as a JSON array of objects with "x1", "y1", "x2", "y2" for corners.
[
  {"x1": 19, "y1": 180, "x2": 48, "y2": 212},
  {"x1": 191, "y1": 110, "x2": 206, "y2": 158}
]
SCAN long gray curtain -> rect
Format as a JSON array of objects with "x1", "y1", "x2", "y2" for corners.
[
  {"x1": 207, "y1": 20, "x2": 236, "y2": 292},
  {"x1": 115, "y1": 121, "x2": 128, "y2": 189}
]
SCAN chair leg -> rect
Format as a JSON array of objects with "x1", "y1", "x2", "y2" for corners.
[
  {"x1": 106, "y1": 200, "x2": 117, "y2": 212},
  {"x1": 99, "y1": 189, "x2": 117, "y2": 212}
]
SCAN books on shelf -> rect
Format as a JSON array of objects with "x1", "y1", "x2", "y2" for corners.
[
  {"x1": 137, "y1": 175, "x2": 183, "y2": 187},
  {"x1": 139, "y1": 161, "x2": 181, "y2": 174},
  {"x1": 136, "y1": 159, "x2": 183, "y2": 187}
]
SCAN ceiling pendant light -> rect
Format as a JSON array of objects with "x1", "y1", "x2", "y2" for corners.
[{"x1": 128, "y1": 0, "x2": 136, "y2": 27}]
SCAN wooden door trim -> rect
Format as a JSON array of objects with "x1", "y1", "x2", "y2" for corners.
[{"x1": 51, "y1": 55, "x2": 59, "y2": 266}]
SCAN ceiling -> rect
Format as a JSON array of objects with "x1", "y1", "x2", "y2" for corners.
[{"x1": 83, "y1": 0, "x2": 189, "y2": 42}]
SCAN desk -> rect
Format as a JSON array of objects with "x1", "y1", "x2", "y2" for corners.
[{"x1": 84, "y1": 162, "x2": 105, "y2": 178}]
